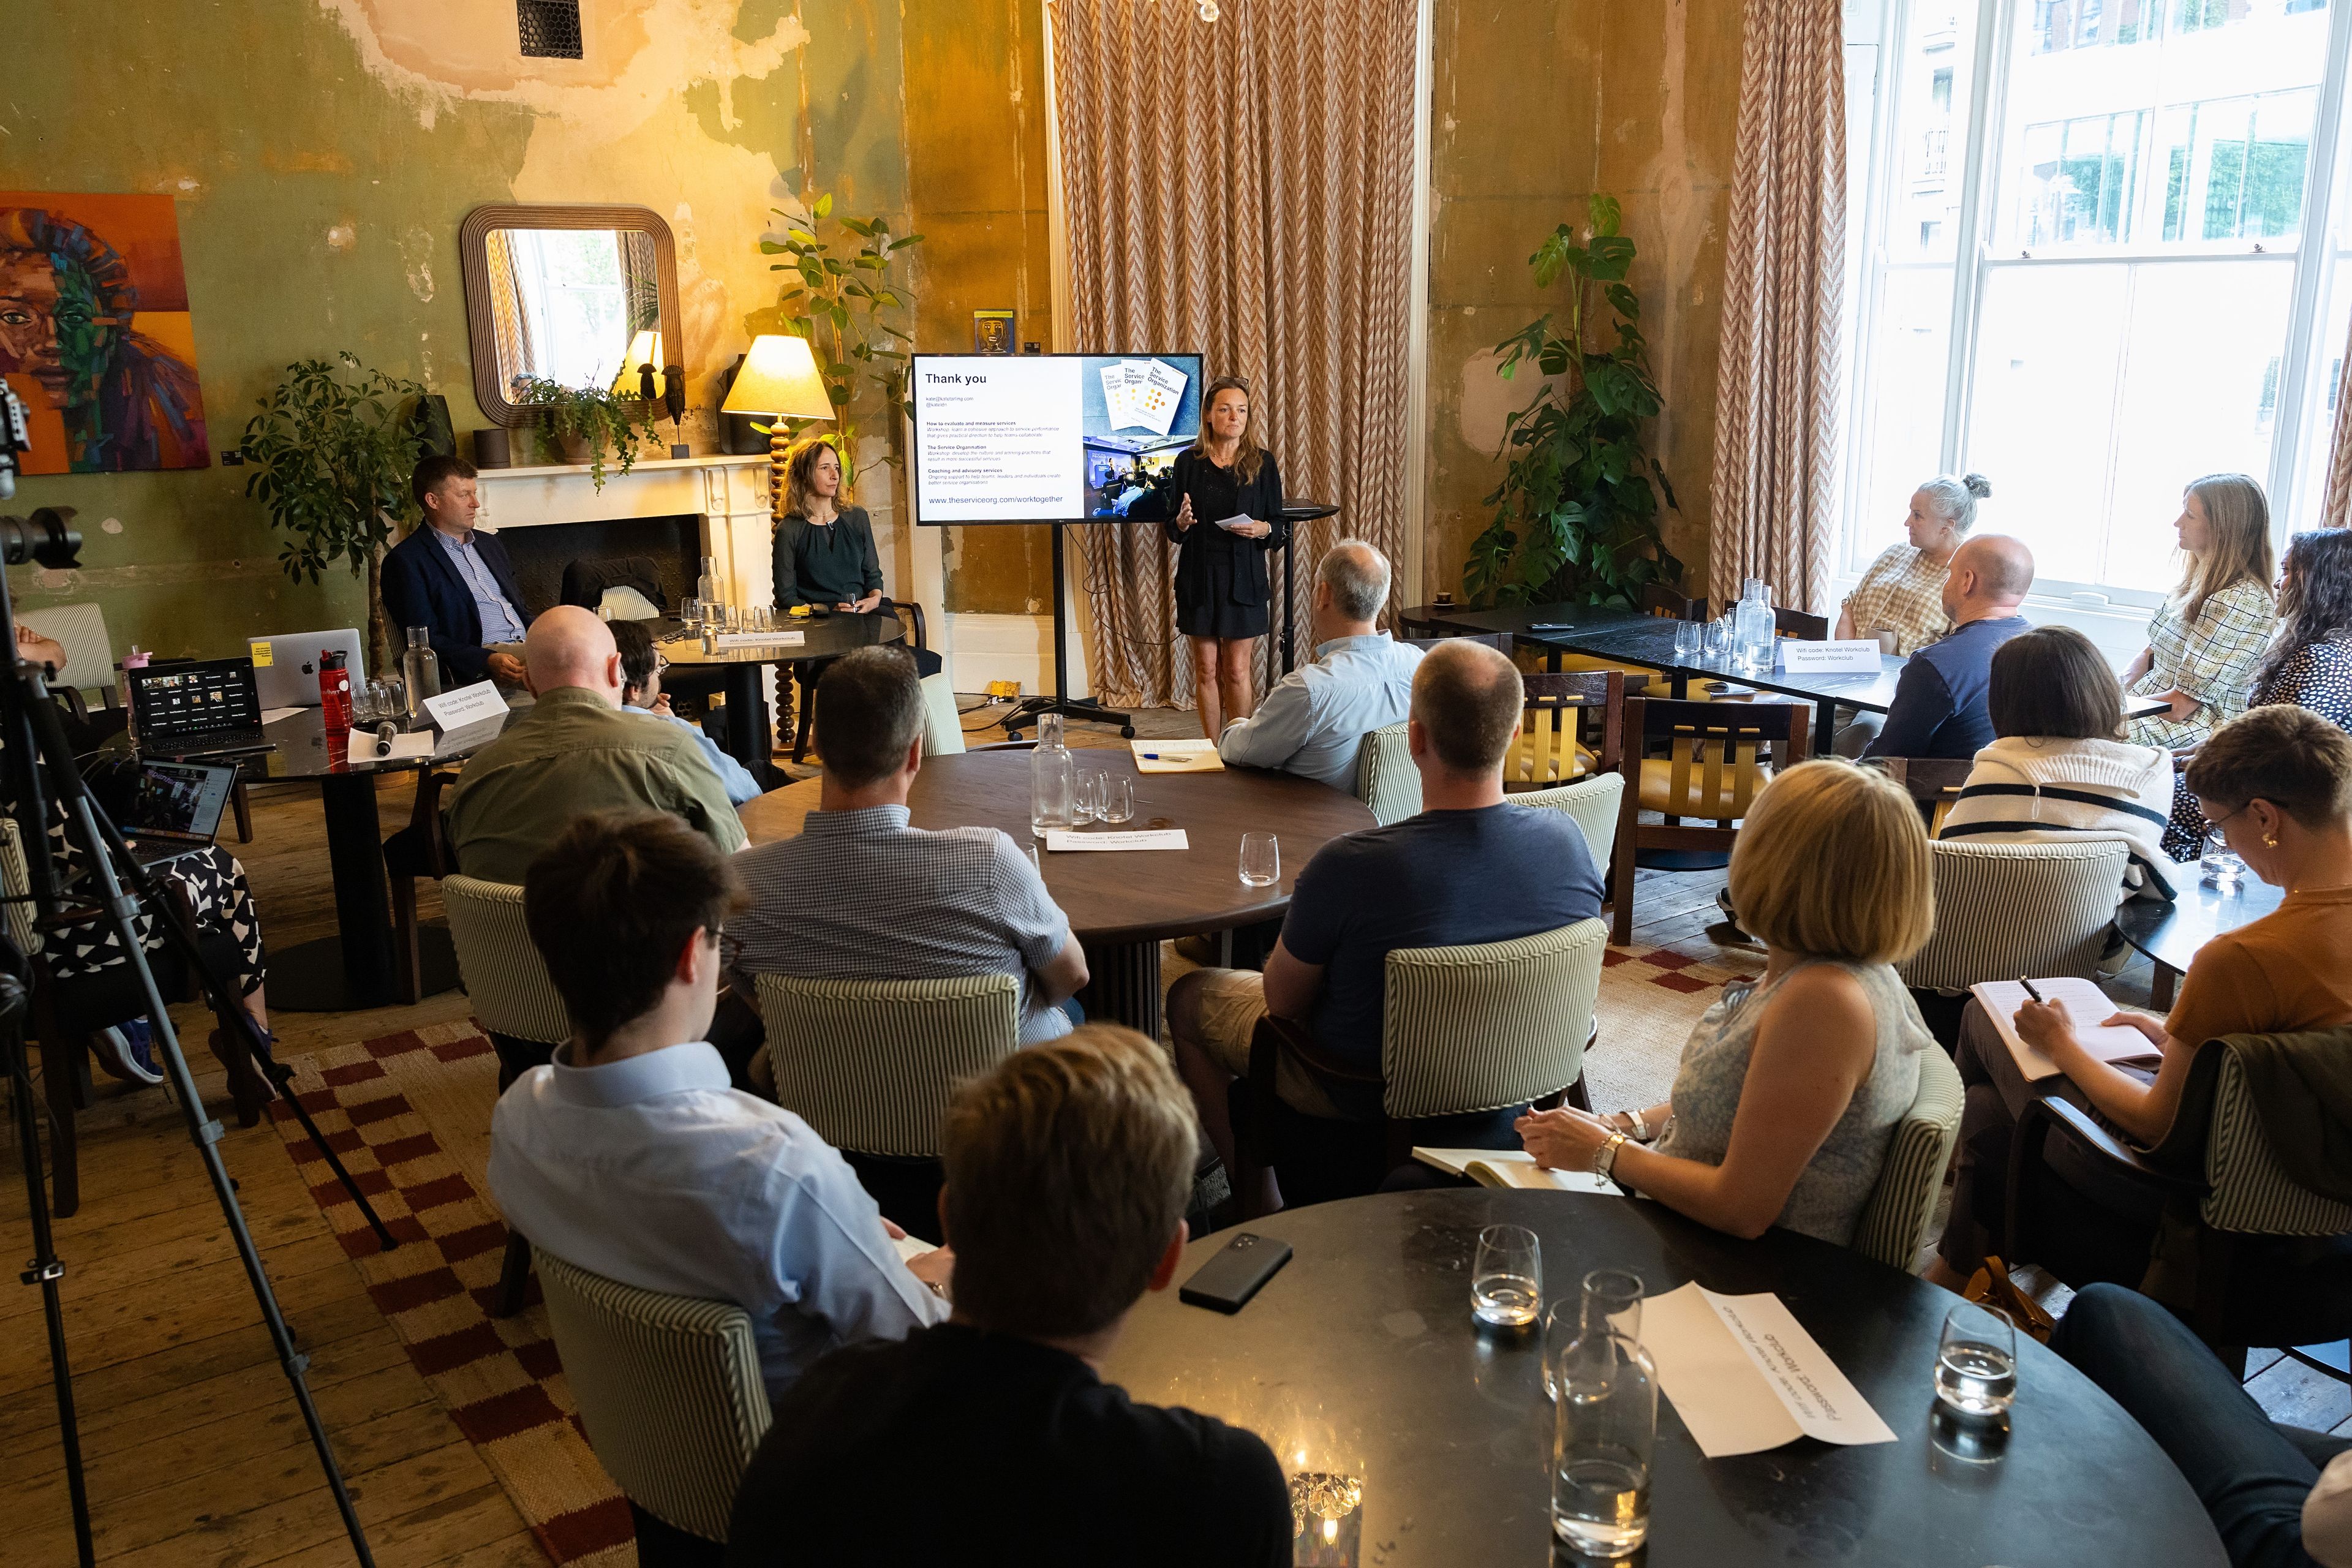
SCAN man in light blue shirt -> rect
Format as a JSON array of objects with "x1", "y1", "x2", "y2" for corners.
[
  {"x1": 611, "y1": 620, "x2": 761, "y2": 805},
  {"x1": 1217, "y1": 541, "x2": 1422, "y2": 791},
  {"x1": 488, "y1": 809, "x2": 949, "y2": 1400}
]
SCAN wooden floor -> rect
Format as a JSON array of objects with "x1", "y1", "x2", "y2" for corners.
[{"x1": 2, "y1": 701, "x2": 2343, "y2": 1568}]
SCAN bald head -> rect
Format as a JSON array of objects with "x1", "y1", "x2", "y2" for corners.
[
  {"x1": 1943, "y1": 534, "x2": 2035, "y2": 624},
  {"x1": 1409, "y1": 639, "x2": 1524, "y2": 778},
  {"x1": 523, "y1": 606, "x2": 624, "y2": 704}
]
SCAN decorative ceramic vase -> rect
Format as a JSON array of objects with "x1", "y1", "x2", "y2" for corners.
[{"x1": 554, "y1": 431, "x2": 592, "y2": 465}]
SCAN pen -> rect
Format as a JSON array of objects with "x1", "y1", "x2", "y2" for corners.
[{"x1": 2018, "y1": 976, "x2": 2045, "y2": 1003}]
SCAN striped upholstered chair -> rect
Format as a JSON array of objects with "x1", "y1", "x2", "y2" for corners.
[
  {"x1": 1354, "y1": 721, "x2": 1420, "y2": 826},
  {"x1": 1893, "y1": 838, "x2": 2132, "y2": 994},
  {"x1": 443, "y1": 874, "x2": 573, "y2": 1316},
  {"x1": 753, "y1": 971, "x2": 1022, "y2": 1237},
  {"x1": 2010, "y1": 1028, "x2": 2352, "y2": 1371},
  {"x1": 1233, "y1": 918, "x2": 1610, "y2": 1210},
  {"x1": 535, "y1": 1248, "x2": 772, "y2": 1566},
  {"x1": 1847, "y1": 1042, "x2": 1964, "y2": 1272},
  {"x1": 1512, "y1": 771, "x2": 1626, "y2": 873}
]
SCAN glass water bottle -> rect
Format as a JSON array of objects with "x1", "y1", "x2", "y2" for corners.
[
  {"x1": 401, "y1": 627, "x2": 443, "y2": 719},
  {"x1": 1030, "y1": 712, "x2": 1074, "y2": 837}
]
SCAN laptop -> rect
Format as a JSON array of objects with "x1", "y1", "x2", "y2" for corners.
[
  {"x1": 247, "y1": 628, "x2": 365, "y2": 710},
  {"x1": 129, "y1": 660, "x2": 273, "y2": 760},
  {"x1": 119, "y1": 760, "x2": 238, "y2": 867}
]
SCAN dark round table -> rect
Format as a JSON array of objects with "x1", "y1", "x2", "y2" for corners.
[
  {"x1": 660, "y1": 609, "x2": 903, "y2": 787},
  {"x1": 739, "y1": 748, "x2": 1373, "y2": 1033},
  {"x1": 1105, "y1": 1190, "x2": 2225, "y2": 1567},
  {"x1": 2113, "y1": 870, "x2": 2286, "y2": 1009}
]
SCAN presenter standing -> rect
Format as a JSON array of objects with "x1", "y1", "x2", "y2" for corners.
[{"x1": 1153, "y1": 376, "x2": 1287, "y2": 738}]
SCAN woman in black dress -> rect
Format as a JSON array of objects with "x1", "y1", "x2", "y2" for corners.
[{"x1": 1159, "y1": 376, "x2": 1287, "y2": 738}]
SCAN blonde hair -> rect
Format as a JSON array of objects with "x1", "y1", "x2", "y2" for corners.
[
  {"x1": 1727, "y1": 761, "x2": 1934, "y2": 965},
  {"x1": 1189, "y1": 375, "x2": 1265, "y2": 484},
  {"x1": 2176, "y1": 473, "x2": 2275, "y2": 627},
  {"x1": 781, "y1": 435, "x2": 850, "y2": 521},
  {"x1": 940, "y1": 1025, "x2": 1198, "y2": 1338}
]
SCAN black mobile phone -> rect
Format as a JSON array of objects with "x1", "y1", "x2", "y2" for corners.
[{"x1": 1178, "y1": 1232, "x2": 1293, "y2": 1314}]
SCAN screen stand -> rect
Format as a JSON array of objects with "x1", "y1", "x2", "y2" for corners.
[{"x1": 1004, "y1": 523, "x2": 1134, "y2": 741}]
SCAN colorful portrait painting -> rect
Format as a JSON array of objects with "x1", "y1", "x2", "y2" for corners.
[{"x1": 0, "y1": 191, "x2": 209, "y2": 474}]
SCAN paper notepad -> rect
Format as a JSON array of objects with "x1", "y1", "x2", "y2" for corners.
[
  {"x1": 1642, "y1": 1283, "x2": 1898, "y2": 1457},
  {"x1": 1411, "y1": 1147, "x2": 1619, "y2": 1195},
  {"x1": 1969, "y1": 978, "x2": 2162, "y2": 1083},
  {"x1": 892, "y1": 1235, "x2": 937, "y2": 1265},
  {"x1": 260, "y1": 706, "x2": 304, "y2": 726},
  {"x1": 1042, "y1": 829, "x2": 1188, "y2": 852},
  {"x1": 1132, "y1": 739, "x2": 1223, "y2": 774}
]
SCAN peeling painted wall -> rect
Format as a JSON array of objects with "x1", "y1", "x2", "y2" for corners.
[
  {"x1": 0, "y1": 0, "x2": 907, "y2": 658},
  {"x1": 1425, "y1": 0, "x2": 1739, "y2": 603}
]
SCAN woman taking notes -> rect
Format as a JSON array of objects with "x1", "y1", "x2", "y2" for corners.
[
  {"x1": 2124, "y1": 473, "x2": 2277, "y2": 750},
  {"x1": 773, "y1": 437, "x2": 883, "y2": 612},
  {"x1": 1517, "y1": 762, "x2": 1936, "y2": 1246},
  {"x1": 1158, "y1": 376, "x2": 1288, "y2": 739}
]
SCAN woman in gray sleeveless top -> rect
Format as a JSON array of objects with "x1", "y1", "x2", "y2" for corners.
[{"x1": 1519, "y1": 761, "x2": 1936, "y2": 1248}]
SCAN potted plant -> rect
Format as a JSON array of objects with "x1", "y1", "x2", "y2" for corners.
[
  {"x1": 510, "y1": 375, "x2": 655, "y2": 489},
  {"x1": 1463, "y1": 194, "x2": 1686, "y2": 608},
  {"x1": 241, "y1": 352, "x2": 430, "y2": 675}
]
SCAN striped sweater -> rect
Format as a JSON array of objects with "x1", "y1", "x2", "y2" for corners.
[{"x1": 1937, "y1": 735, "x2": 2179, "y2": 903}]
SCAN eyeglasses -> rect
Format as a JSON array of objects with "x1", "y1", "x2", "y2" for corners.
[
  {"x1": 2198, "y1": 802, "x2": 2250, "y2": 836},
  {"x1": 652, "y1": 654, "x2": 671, "y2": 676}
]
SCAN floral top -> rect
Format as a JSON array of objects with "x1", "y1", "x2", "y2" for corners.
[
  {"x1": 1842, "y1": 544, "x2": 1953, "y2": 655},
  {"x1": 2126, "y1": 577, "x2": 2276, "y2": 750}
]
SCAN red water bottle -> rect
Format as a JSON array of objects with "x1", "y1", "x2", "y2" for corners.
[{"x1": 318, "y1": 649, "x2": 352, "y2": 734}]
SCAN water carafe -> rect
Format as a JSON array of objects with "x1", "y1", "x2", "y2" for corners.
[
  {"x1": 1734, "y1": 579, "x2": 1775, "y2": 677},
  {"x1": 401, "y1": 627, "x2": 443, "y2": 720},
  {"x1": 1030, "y1": 712, "x2": 1074, "y2": 836},
  {"x1": 697, "y1": 556, "x2": 721, "y2": 611}
]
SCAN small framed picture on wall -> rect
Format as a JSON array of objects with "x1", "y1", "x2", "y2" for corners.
[{"x1": 972, "y1": 309, "x2": 1016, "y2": 355}]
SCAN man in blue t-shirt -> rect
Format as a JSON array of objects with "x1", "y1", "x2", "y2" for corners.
[
  {"x1": 1167, "y1": 641, "x2": 1607, "y2": 1196},
  {"x1": 1864, "y1": 534, "x2": 2037, "y2": 761}
]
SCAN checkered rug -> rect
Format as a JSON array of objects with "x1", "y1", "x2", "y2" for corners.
[{"x1": 264, "y1": 940, "x2": 1756, "y2": 1567}]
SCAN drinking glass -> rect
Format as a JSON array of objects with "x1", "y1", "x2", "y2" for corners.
[
  {"x1": 1703, "y1": 616, "x2": 1732, "y2": 665},
  {"x1": 1238, "y1": 831, "x2": 1280, "y2": 888},
  {"x1": 1072, "y1": 770, "x2": 1103, "y2": 824},
  {"x1": 1672, "y1": 620, "x2": 1700, "y2": 664},
  {"x1": 1102, "y1": 774, "x2": 1135, "y2": 823},
  {"x1": 1935, "y1": 1301, "x2": 2019, "y2": 1420},
  {"x1": 1547, "y1": 1268, "x2": 1646, "y2": 1400},
  {"x1": 2201, "y1": 831, "x2": 2246, "y2": 891},
  {"x1": 680, "y1": 597, "x2": 701, "y2": 630},
  {"x1": 1471, "y1": 1223, "x2": 1541, "y2": 1327},
  {"x1": 1551, "y1": 1329, "x2": 1657, "y2": 1558}
]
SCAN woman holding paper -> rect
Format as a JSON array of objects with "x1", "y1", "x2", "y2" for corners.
[
  {"x1": 1516, "y1": 762, "x2": 1937, "y2": 1246},
  {"x1": 1147, "y1": 377, "x2": 1288, "y2": 739},
  {"x1": 1926, "y1": 703, "x2": 2352, "y2": 1290}
]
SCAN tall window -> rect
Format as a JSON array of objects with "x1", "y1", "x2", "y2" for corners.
[{"x1": 1843, "y1": 0, "x2": 2350, "y2": 606}]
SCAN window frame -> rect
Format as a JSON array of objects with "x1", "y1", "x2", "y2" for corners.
[{"x1": 1842, "y1": 0, "x2": 2352, "y2": 613}]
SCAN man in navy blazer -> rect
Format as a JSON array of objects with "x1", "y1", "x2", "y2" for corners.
[{"x1": 382, "y1": 454, "x2": 532, "y2": 687}]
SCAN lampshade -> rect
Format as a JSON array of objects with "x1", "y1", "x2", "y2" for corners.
[
  {"x1": 610, "y1": 330, "x2": 663, "y2": 397},
  {"x1": 722, "y1": 334, "x2": 834, "y2": 420}
]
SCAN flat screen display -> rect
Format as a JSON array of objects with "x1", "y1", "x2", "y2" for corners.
[{"x1": 910, "y1": 352, "x2": 1204, "y2": 524}]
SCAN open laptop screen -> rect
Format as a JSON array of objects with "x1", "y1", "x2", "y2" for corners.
[
  {"x1": 130, "y1": 660, "x2": 263, "y2": 744},
  {"x1": 128, "y1": 761, "x2": 235, "y2": 840}
]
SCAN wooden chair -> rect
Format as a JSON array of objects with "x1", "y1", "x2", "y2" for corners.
[
  {"x1": 1231, "y1": 918, "x2": 1610, "y2": 1212},
  {"x1": 791, "y1": 602, "x2": 935, "y2": 764},
  {"x1": 1773, "y1": 606, "x2": 1830, "y2": 642},
  {"x1": 1874, "y1": 756, "x2": 1973, "y2": 835},
  {"x1": 535, "y1": 1249, "x2": 772, "y2": 1567},
  {"x1": 441, "y1": 874, "x2": 573, "y2": 1316},
  {"x1": 1894, "y1": 838, "x2": 2133, "y2": 994},
  {"x1": 1610, "y1": 696, "x2": 1808, "y2": 944},
  {"x1": 386, "y1": 769, "x2": 458, "y2": 1005},
  {"x1": 752, "y1": 971, "x2": 1022, "y2": 1238},
  {"x1": 1509, "y1": 670, "x2": 1625, "y2": 791},
  {"x1": 2008, "y1": 1028, "x2": 2352, "y2": 1372},
  {"x1": 1849, "y1": 1044, "x2": 1964, "y2": 1272},
  {"x1": 1641, "y1": 584, "x2": 1709, "y2": 621}
]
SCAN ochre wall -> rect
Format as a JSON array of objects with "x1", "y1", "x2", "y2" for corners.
[
  {"x1": 0, "y1": 0, "x2": 907, "y2": 660},
  {"x1": 1425, "y1": 0, "x2": 1740, "y2": 605}
]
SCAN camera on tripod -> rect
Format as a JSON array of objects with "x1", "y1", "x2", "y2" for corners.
[{"x1": 0, "y1": 506, "x2": 80, "y2": 570}]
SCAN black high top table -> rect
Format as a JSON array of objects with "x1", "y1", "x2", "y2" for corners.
[{"x1": 1107, "y1": 1189, "x2": 2225, "y2": 1568}]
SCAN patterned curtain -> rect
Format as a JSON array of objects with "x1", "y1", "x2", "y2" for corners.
[
  {"x1": 1050, "y1": 0, "x2": 1419, "y2": 709},
  {"x1": 1706, "y1": 0, "x2": 1847, "y2": 614},
  {"x1": 617, "y1": 229, "x2": 660, "y2": 340},
  {"x1": 483, "y1": 228, "x2": 537, "y2": 393},
  {"x1": 2322, "y1": 320, "x2": 2352, "y2": 529}
]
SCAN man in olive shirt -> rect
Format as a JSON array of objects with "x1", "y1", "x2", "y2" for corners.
[{"x1": 445, "y1": 607, "x2": 746, "y2": 884}]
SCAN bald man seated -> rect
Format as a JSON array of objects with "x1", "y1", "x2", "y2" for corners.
[
  {"x1": 1863, "y1": 534, "x2": 2037, "y2": 762},
  {"x1": 443, "y1": 607, "x2": 747, "y2": 884}
]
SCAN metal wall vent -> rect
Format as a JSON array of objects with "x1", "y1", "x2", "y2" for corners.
[{"x1": 518, "y1": 0, "x2": 584, "y2": 59}]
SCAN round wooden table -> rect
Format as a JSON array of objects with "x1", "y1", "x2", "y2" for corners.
[
  {"x1": 738, "y1": 748, "x2": 1374, "y2": 1033},
  {"x1": 1107, "y1": 1189, "x2": 2225, "y2": 1567},
  {"x1": 2113, "y1": 870, "x2": 2286, "y2": 1008}
]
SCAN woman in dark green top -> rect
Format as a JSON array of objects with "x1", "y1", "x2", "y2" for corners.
[{"x1": 773, "y1": 439, "x2": 884, "y2": 610}]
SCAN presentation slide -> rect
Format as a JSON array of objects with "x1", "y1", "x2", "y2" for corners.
[{"x1": 911, "y1": 352, "x2": 1202, "y2": 525}]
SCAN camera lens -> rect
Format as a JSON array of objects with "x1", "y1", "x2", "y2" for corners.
[{"x1": 0, "y1": 507, "x2": 81, "y2": 570}]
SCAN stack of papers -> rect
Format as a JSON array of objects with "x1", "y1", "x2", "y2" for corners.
[
  {"x1": 1099, "y1": 358, "x2": 1189, "y2": 436},
  {"x1": 1131, "y1": 738, "x2": 1223, "y2": 773},
  {"x1": 1642, "y1": 1283, "x2": 1897, "y2": 1456},
  {"x1": 1969, "y1": 978, "x2": 2162, "y2": 1083},
  {"x1": 1412, "y1": 1147, "x2": 1618, "y2": 1195}
]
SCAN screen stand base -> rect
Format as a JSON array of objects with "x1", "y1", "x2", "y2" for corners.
[{"x1": 1003, "y1": 523, "x2": 1134, "y2": 741}]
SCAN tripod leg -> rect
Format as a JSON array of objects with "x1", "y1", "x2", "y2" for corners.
[
  {"x1": 32, "y1": 1016, "x2": 79, "y2": 1217},
  {"x1": 10, "y1": 1023, "x2": 97, "y2": 1568}
]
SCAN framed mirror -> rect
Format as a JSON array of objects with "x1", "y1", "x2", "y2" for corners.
[{"x1": 458, "y1": 203, "x2": 684, "y2": 427}]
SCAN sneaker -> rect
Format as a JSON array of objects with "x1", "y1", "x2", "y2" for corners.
[{"x1": 90, "y1": 1019, "x2": 164, "y2": 1085}]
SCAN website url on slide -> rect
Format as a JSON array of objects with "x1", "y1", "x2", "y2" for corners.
[{"x1": 936, "y1": 493, "x2": 1066, "y2": 505}]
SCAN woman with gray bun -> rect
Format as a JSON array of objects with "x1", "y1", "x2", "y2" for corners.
[{"x1": 1831, "y1": 473, "x2": 1991, "y2": 755}]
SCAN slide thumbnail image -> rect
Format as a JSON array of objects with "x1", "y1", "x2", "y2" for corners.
[{"x1": 1081, "y1": 354, "x2": 1201, "y2": 519}]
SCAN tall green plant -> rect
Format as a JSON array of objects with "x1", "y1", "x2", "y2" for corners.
[
  {"x1": 241, "y1": 353, "x2": 426, "y2": 673},
  {"x1": 1463, "y1": 194, "x2": 1684, "y2": 607},
  {"x1": 751, "y1": 189, "x2": 922, "y2": 487}
]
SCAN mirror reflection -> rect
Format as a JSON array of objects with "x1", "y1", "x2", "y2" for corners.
[{"x1": 478, "y1": 226, "x2": 662, "y2": 397}]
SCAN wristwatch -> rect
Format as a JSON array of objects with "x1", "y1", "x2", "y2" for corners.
[
  {"x1": 1593, "y1": 1131, "x2": 1630, "y2": 1183},
  {"x1": 1624, "y1": 1107, "x2": 1651, "y2": 1142}
]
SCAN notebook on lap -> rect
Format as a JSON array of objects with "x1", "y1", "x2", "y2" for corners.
[{"x1": 129, "y1": 660, "x2": 273, "y2": 760}]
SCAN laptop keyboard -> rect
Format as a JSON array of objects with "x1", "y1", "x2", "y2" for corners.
[{"x1": 156, "y1": 729, "x2": 265, "y2": 754}]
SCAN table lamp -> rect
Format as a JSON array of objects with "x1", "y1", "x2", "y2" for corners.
[{"x1": 722, "y1": 334, "x2": 835, "y2": 519}]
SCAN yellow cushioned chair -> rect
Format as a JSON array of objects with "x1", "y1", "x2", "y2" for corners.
[{"x1": 1611, "y1": 696, "x2": 1811, "y2": 944}]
